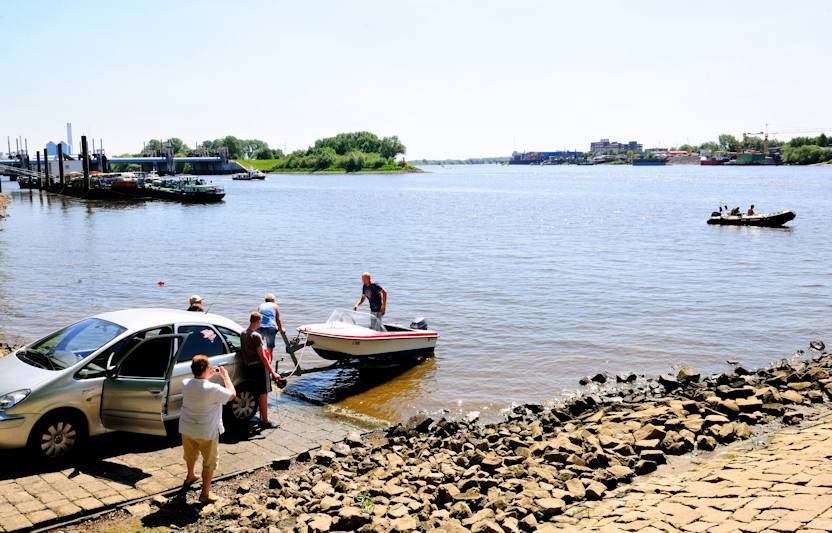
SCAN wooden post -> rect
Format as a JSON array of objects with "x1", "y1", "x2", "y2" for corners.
[
  {"x1": 81, "y1": 135, "x2": 90, "y2": 192},
  {"x1": 57, "y1": 143, "x2": 65, "y2": 187},
  {"x1": 43, "y1": 146, "x2": 51, "y2": 190},
  {"x1": 36, "y1": 151, "x2": 43, "y2": 190}
]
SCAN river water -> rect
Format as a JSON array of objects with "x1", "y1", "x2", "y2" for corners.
[{"x1": 1, "y1": 165, "x2": 830, "y2": 423}]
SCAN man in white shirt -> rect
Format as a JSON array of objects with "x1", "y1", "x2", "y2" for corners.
[{"x1": 179, "y1": 354, "x2": 236, "y2": 503}]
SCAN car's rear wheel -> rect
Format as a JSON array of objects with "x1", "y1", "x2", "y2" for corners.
[
  {"x1": 224, "y1": 383, "x2": 258, "y2": 427},
  {"x1": 28, "y1": 411, "x2": 86, "y2": 460}
]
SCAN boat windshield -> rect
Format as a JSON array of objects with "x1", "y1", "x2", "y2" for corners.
[
  {"x1": 18, "y1": 318, "x2": 126, "y2": 371},
  {"x1": 326, "y1": 309, "x2": 386, "y2": 332}
]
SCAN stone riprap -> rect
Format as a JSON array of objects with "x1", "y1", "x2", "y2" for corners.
[{"x1": 131, "y1": 343, "x2": 832, "y2": 533}]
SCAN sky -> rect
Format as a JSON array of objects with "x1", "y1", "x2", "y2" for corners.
[{"x1": 1, "y1": 0, "x2": 831, "y2": 159}]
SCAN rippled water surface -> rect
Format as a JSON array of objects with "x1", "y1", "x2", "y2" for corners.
[{"x1": 1, "y1": 165, "x2": 830, "y2": 422}]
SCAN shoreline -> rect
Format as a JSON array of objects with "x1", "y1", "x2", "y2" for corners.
[
  {"x1": 265, "y1": 167, "x2": 425, "y2": 175},
  {"x1": 49, "y1": 339, "x2": 832, "y2": 532}
]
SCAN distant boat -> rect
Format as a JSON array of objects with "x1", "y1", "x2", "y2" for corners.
[
  {"x1": 232, "y1": 169, "x2": 266, "y2": 180},
  {"x1": 632, "y1": 158, "x2": 667, "y2": 166},
  {"x1": 707, "y1": 210, "x2": 795, "y2": 227},
  {"x1": 144, "y1": 175, "x2": 225, "y2": 203}
]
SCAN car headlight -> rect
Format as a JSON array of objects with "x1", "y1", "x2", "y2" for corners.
[{"x1": 0, "y1": 389, "x2": 30, "y2": 409}]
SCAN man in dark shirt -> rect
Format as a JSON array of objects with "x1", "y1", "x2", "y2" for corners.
[
  {"x1": 240, "y1": 312, "x2": 282, "y2": 429},
  {"x1": 353, "y1": 272, "x2": 387, "y2": 320}
]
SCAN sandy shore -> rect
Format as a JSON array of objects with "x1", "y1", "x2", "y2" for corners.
[{"x1": 51, "y1": 339, "x2": 831, "y2": 533}]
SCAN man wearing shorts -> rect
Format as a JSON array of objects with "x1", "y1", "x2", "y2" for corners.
[
  {"x1": 240, "y1": 312, "x2": 282, "y2": 429},
  {"x1": 257, "y1": 293, "x2": 285, "y2": 366},
  {"x1": 179, "y1": 355, "x2": 236, "y2": 503}
]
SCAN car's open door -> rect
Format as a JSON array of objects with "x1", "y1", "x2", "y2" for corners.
[{"x1": 100, "y1": 333, "x2": 186, "y2": 436}]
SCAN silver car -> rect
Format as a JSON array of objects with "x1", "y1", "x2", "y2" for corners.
[{"x1": 0, "y1": 308, "x2": 263, "y2": 459}]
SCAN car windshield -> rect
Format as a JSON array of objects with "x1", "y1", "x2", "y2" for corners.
[
  {"x1": 326, "y1": 309, "x2": 386, "y2": 332},
  {"x1": 21, "y1": 318, "x2": 127, "y2": 371}
]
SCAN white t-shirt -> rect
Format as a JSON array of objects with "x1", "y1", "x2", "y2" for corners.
[{"x1": 179, "y1": 377, "x2": 234, "y2": 441}]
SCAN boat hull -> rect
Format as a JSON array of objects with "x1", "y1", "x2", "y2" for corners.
[
  {"x1": 707, "y1": 210, "x2": 795, "y2": 227},
  {"x1": 304, "y1": 331, "x2": 438, "y2": 362},
  {"x1": 147, "y1": 189, "x2": 226, "y2": 203}
]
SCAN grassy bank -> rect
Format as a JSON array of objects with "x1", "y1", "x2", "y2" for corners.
[{"x1": 236, "y1": 159, "x2": 281, "y2": 171}]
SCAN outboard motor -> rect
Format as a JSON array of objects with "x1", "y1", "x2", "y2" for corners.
[
  {"x1": 711, "y1": 211, "x2": 721, "y2": 217},
  {"x1": 409, "y1": 317, "x2": 428, "y2": 330}
]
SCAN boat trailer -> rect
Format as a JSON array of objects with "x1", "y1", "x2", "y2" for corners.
[{"x1": 276, "y1": 331, "x2": 420, "y2": 378}]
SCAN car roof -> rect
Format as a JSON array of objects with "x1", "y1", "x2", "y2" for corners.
[{"x1": 92, "y1": 308, "x2": 243, "y2": 332}]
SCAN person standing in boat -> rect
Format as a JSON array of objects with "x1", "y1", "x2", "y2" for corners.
[
  {"x1": 257, "y1": 293, "x2": 285, "y2": 364},
  {"x1": 746, "y1": 205, "x2": 755, "y2": 215},
  {"x1": 240, "y1": 312, "x2": 282, "y2": 429},
  {"x1": 353, "y1": 272, "x2": 387, "y2": 321}
]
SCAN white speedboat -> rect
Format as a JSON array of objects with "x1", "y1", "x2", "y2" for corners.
[
  {"x1": 232, "y1": 169, "x2": 266, "y2": 180},
  {"x1": 299, "y1": 309, "x2": 438, "y2": 362}
]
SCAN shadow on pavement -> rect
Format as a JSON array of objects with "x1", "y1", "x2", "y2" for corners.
[{"x1": 0, "y1": 431, "x2": 177, "y2": 482}]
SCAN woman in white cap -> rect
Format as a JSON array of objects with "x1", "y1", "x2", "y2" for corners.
[{"x1": 187, "y1": 295, "x2": 204, "y2": 312}]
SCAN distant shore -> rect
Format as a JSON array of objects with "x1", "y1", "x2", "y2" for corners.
[{"x1": 265, "y1": 167, "x2": 425, "y2": 175}]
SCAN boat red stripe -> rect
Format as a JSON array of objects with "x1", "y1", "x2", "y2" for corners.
[{"x1": 302, "y1": 330, "x2": 437, "y2": 340}]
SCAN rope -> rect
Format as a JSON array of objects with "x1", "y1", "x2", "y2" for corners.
[{"x1": 282, "y1": 331, "x2": 311, "y2": 379}]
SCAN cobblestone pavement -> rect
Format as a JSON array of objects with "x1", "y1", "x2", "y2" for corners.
[
  {"x1": 0, "y1": 395, "x2": 372, "y2": 532},
  {"x1": 551, "y1": 408, "x2": 832, "y2": 533}
]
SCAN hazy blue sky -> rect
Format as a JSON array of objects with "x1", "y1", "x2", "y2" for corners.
[{"x1": 1, "y1": 1, "x2": 830, "y2": 159}]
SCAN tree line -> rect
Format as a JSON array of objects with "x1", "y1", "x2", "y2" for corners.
[{"x1": 271, "y1": 132, "x2": 406, "y2": 171}]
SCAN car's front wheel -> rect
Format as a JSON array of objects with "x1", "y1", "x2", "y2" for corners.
[
  {"x1": 28, "y1": 411, "x2": 86, "y2": 460},
  {"x1": 224, "y1": 383, "x2": 258, "y2": 428}
]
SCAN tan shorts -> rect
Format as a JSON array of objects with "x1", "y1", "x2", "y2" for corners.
[{"x1": 182, "y1": 433, "x2": 219, "y2": 472}]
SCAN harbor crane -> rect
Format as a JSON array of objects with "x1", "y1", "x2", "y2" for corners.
[{"x1": 738, "y1": 125, "x2": 832, "y2": 157}]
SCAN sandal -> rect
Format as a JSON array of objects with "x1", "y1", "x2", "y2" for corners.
[{"x1": 199, "y1": 492, "x2": 219, "y2": 504}]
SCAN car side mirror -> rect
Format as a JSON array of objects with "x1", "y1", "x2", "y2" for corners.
[{"x1": 105, "y1": 366, "x2": 117, "y2": 379}]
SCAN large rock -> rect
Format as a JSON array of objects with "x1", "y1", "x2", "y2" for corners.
[
  {"x1": 315, "y1": 450, "x2": 336, "y2": 466},
  {"x1": 634, "y1": 424, "x2": 666, "y2": 442},
  {"x1": 781, "y1": 390, "x2": 805, "y2": 404},
  {"x1": 471, "y1": 520, "x2": 505, "y2": 533},
  {"x1": 405, "y1": 414, "x2": 434, "y2": 433},
  {"x1": 565, "y1": 478, "x2": 585, "y2": 500},
  {"x1": 677, "y1": 366, "x2": 700, "y2": 385},
  {"x1": 308, "y1": 514, "x2": 334, "y2": 533},
  {"x1": 535, "y1": 497, "x2": 565, "y2": 517},
  {"x1": 345, "y1": 432, "x2": 365, "y2": 448},
  {"x1": 658, "y1": 374, "x2": 680, "y2": 391},
  {"x1": 390, "y1": 516, "x2": 420, "y2": 532},
  {"x1": 583, "y1": 481, "x2": 607, "y2": 500},
  {"x1": 634, "y1": 459, "x2": 657, "y2": 475},
  {"x1": 336, "y1": 507, "x2": 371, "y2": 530},
  {"x1": 810, "y1": 340, "x2": 825, "y2": 351},
  {"x1": 616, "y1": 372, "x2": 637, "y2": 383},
  {"x1": 696, "y1": 435, "x2": 717, "y2": 451},
  {"x1": 271, "y1": 457, "x2": 292, "y2": 470}
]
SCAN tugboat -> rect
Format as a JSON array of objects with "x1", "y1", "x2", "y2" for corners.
[{"x1": 144, "y1": 175, "x2": 225, "y2": 203}]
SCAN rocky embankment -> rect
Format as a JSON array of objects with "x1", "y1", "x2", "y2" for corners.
[
  {"x1": 173, "y1": 340, "x2": 832, "y2": 533},
  {"x1": 0, "y1": 193, "x2": 10, "y2": 218},
  {"x1": 0, "y1": 342, "x2": 22, "y2": 358}
]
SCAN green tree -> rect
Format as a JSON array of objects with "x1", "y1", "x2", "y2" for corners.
[
  {"x1": 344, "y1": 151, "x2": 365, "y2": 171},
  {"x1": 819, "y1": 133, "x2": 829, "y2": 147},
  {"x1": 312, "y1": 148, "x2": 336, "y2": 169},
  {"x1": 718, "y1": 134, "x2": 739, "y2": 152},
  {"x1": 379, "y1": 136, "x2": 406, "y2": 159},
  {"x1": 254, "y1": 147, "x2": 274, "y2": 160}
]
